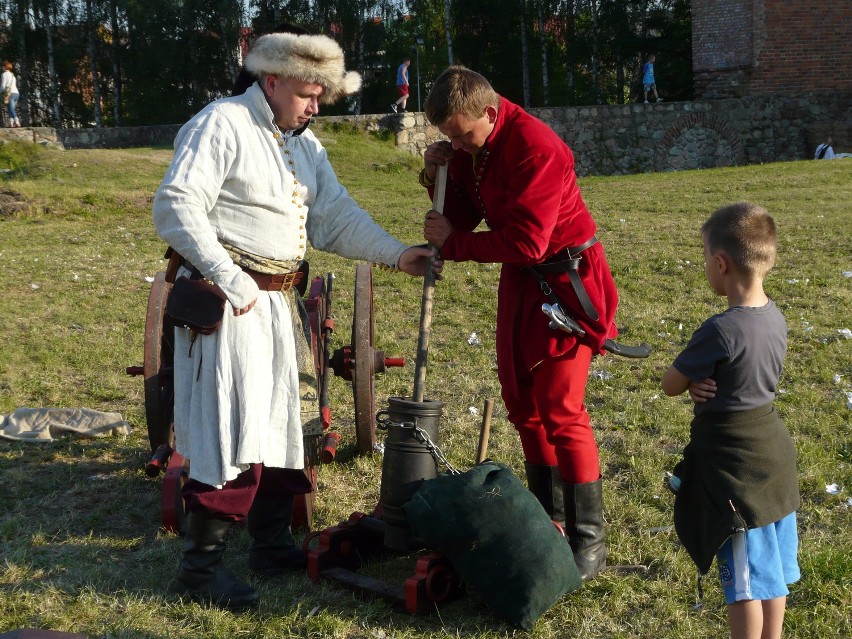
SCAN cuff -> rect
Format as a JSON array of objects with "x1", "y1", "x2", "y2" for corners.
[
  {"x1": 211, "y1": 263, "x2": 259, "y2": 309},
  {"x1": 418, "y1": 167, "x2": 435, "y2": 188}
]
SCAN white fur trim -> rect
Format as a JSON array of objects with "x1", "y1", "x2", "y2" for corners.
[{"x1": 245, "y1": 33, "x2": 362, "y2": 104}]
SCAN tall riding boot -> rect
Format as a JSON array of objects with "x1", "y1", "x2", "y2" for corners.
[
  {"x1": 171, "y1": 509, "x2": 258, "y2": 610},
  {"x1": 524, "y1": 462, "x2": 566, "y2": 526},
  {"x1": 247, "y1": 494, "x2": 307, "y2": 577},
  {"x1": 563, "y1": 478, "x2": 606, "y2": 580}
]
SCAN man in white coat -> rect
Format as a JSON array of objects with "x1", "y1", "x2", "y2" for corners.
[{"x1": 152, "y1": 31, "x2": 438, "y2": 610}]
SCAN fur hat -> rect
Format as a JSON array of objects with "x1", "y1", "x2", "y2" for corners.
[{"x1": 245, "y1": 32, "x2": 362, "y2": 105}]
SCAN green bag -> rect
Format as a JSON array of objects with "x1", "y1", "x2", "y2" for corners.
[{"x1": 402, "y1": 461, "x2": 582, "y2": 629}]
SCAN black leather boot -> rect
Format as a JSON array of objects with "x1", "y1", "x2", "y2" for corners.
[
  {"x1": 562, "y1": 478, "x2": 606, "y2": 580},
  {"x1": 171, "y1": 509, "x2": 258, "y2": 610},
  {"x1": 247, "y1": 494, "x2": 307, "y2": 577},
  {"x1": 524, "y1": 462, "x2": 566, "y2": 526}
]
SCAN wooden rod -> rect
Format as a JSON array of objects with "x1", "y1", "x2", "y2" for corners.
[
  {"x1": 412, "y1": 164, "x2": 447, "y2": 402},
  {"x1": 476, "y1": 399, "x2": 494, "y2": 464}
]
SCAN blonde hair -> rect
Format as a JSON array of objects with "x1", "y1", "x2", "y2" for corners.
[
  {"x1": 702, "y1": 202, "x2": 777, "y2": 277},
  {"x1": 424, "y1": 65, "x2": 499, "y2": 126}
]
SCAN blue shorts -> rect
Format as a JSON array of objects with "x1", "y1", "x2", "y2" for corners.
[{"x1": 717, "y1": 512, "x2": 800, "y2": 604}]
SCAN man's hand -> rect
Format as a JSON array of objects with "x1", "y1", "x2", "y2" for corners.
[
  {"x1": 424, "y1": 210, "x2": 453, "y2": 250},
  {"x1": 688, "y1": 378, "x2": 717, "y2": 403},
  {"x1": 212, "y1": 281, "x2": 256, "y2": 316},
  {"x1": 233, "y1": 299, "x2": 257, "y2": 316},
  {"x1": 398, "y1": 246, "x2": 444, "y2": 278},
  {"x1": 422, "y1": 141, "x2": 454, "y2": 184}
]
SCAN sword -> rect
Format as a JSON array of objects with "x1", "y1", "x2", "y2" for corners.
[
  {"x1": 541, "y1": 303, "x2": 653, "y2": 358},
  {"x1": 542, "y1": 302, "x2": 586, "y2": 336}
]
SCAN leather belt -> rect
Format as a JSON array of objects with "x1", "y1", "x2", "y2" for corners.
[
  {"x1": 526, "y1": 236, "x2": 600, "y2": 322},
  {"x1": 182, "y1": 256, "x2": 307, "y2": 294},
  {"x1": 533, "y1": 236, "x2": 599, "y2": 273},
  {"x1": 242, "y1": 267, "x2": 304, "y2": 292}
]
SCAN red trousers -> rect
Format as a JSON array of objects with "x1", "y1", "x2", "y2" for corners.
[
  {"x1": 502, "y1": 342, "x2": 600, "y2": 484},
  {"x1": 182, "y1": 464, "x2": 312, "y2": 521}
]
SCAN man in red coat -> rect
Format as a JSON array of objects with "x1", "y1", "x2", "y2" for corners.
[{"x1": 419, "y1": 66, "x2": 619, "y2": 580}]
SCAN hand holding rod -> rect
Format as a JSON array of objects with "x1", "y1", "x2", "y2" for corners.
[{"x1": 412, "y1": 164, "x2": 447, "y2": 402}]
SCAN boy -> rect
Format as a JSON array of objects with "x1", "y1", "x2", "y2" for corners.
[
  {"x1": 642, "y1": 54, "x2": 661, "y2": 103},
  {"x1": 391, "y1": 58, "x2": 410, "y2": 113},
  {"x1": 662, "y1": 202, "x2": 800, "y2": 639}
]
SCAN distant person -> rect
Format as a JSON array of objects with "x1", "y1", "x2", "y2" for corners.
[
  {"x1": 662, "y1": 202, "x2": 800, "y2": 639},
  {"x1": 1, "y1": 61, "x2": 20, "y2": 128},
  {"x1": 814, "y1": 137, "x2": 835, "y2": 159},
  {"x1": 642, "y1": 54, "x2": 661, "y2": 104},
  {"x1": 391, "y1": 58, "x2": 410, "y2": 113}
]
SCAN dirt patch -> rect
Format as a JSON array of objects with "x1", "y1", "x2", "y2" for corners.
[{"x1": 0, "y1": 189, "x2": 29, "y2": 218}]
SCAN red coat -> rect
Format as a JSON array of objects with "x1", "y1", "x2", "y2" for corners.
[{"x1": 427, "y1": 97, "x2": 619, "y2": 395}]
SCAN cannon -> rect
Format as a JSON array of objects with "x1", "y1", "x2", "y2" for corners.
[{"x1": 126, "y1": 258, "x2": 403, "y2": 535}]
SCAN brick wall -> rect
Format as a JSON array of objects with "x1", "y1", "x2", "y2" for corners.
[{"x1": 693, "y1": 0, "x2": 852, "y2": 98}]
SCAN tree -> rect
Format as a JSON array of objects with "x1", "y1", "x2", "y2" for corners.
[
  {"x1": 0, "y1": 0, "x2": 692, "y2": 127},
  {"x1": 442, "y1": 0, "x2": 453, "y2": 65},
  {"x1": 34, "y1": 0, "x2": 62, "y2": 127},
  {"x1": 520, "y1": 0, "x2": 530, "y2": 107},
  {"x1": 85, "y1": 0, "x2": 103, "y2": 126},
  {"x1": 108, "y1": 0, "x2": 122, "y2": 125}
]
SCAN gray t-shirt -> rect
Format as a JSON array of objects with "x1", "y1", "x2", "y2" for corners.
[{"x1": 673, "y1": 300, "x2": 787, "y2": 415}]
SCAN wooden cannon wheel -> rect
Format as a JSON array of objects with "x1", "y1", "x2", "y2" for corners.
[
  {"x1": 352, "y1": 263, "x2": 378, "y2": 455},
  {"x1": 141, "y1": 271, "x2": 174, "y2": 453}
]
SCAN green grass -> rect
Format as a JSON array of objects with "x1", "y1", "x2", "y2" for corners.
[{"x1": 0, "y1": 125, "x2": 850, "y2": 638}]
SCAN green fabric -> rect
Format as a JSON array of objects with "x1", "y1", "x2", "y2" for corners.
[
  {"x1": 402, "y1": 461, "x2": 582, "y2": 629},
  {"x1": 674, "y1": 404, "x2": 800, "y2": 575}
]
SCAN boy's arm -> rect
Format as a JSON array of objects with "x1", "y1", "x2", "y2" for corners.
[
  {"x1": 662, "y1": 366, "x2": 718, "y2": 402},
  {"x1": 662, "y1": 366, "x2": 690, "y2": 396}
]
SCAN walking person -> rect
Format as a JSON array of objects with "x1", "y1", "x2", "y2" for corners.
[
  {"x1": 390, "y1": 58, "x2": 410, "y2": 113},
  {"x1": 418, "y1": 66, "x2": 620, "y2": 580},
  {"x1": 642, "y1": 54, "x2": 661, "y2": 103},
  {"x1": 1, "y1": 61, "x2": 20, "y2": 127},
  {"x1": 662, "y1": 202, "x2": 800, "y2": 639},
  {"x1": 152, "y1": 30, "x2": 439, "y2": 610}
]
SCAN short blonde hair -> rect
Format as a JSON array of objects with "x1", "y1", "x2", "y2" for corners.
[
  {"x1": 425, "y1": 65, "x2": 499, "y2": 126},
  {"x1": 702, "y1": 202, "x2": 777, "y2": 277}
]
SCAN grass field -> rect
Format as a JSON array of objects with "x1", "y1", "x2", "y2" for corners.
[{"x1": 0, "y1": 129, "x2": 849, "y2": 639}]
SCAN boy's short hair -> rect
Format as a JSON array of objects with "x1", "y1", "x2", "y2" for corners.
[
  {"x1": 425, "y1": 65, "x2": 499, "y2": 126},
  {"x1": 702, "y1": 202, "x2": 777, "y2": 277}
]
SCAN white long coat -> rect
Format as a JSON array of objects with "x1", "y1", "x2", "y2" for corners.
[{"x1": 152, "y1": 84, "x2": 407, "y2": 487}]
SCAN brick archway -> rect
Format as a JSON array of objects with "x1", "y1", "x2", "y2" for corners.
[{"x1": 655, "y1": 112, "x2": 746, "y2": 171}]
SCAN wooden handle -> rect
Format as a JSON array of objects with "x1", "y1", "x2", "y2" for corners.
[
  {"x1": 476, "y1": 399, "x2": 494, "y2": 464},
  {"x1": 412, "y1": 164, "x2": 448, "y2": 402}
]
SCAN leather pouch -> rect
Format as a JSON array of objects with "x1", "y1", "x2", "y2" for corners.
[{"x1": 166, "y1": 276, "x2": 226, "y2": 335}]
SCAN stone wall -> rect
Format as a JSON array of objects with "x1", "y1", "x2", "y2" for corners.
[
  {"x1": 384, "y1": 92, "x2": 850, "y2": 177},
  {"x1": 692, "y1": 0, "x2": 852, "y2": 99},
  {"x1": 3, "y1": 92, "x2": 849, "y2": 177},
  {"x1": 57, "y1": 124, "x2": 183, "y2": 149}
]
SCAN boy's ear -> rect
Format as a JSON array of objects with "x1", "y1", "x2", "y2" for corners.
[{"x1": 715, "y1": 251, "x2": 732, "y2": 274}]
